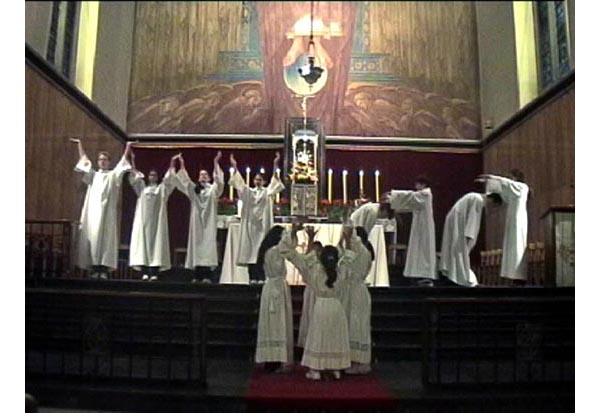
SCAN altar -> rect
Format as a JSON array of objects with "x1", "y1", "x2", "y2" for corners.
[{"x1": 220, "y1": 222, "x2": 390, "y2": 287}]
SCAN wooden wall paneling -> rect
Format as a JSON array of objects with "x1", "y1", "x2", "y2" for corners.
[
  {"x1": 483, "y1": 86, "x2": 574, "y2": 248},
  {"x1": 26, "y1": 63, "x2": 124, "y2": 222}
]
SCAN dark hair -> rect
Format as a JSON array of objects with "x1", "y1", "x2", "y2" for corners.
[
  {"x1": 379, "y1": 202, "x2": 394, "y2": 219},
  {"x1": 415, "y1": 175, "x2": 431, "y2": 187},
  {"x1": 312, "y1": 241, "x2": 323, "y2": 249},
  {"x1": 320, "y1": 246, "x2": 339, "y2": 289},
  {"x1": 256, "y1": 226, "x2": 285, "y2": 269},
  {"x1": 98, "y1": 151, "x2": 111, "y2": 160},
  {"x1": 509, "y1": 168, "x2": 525, "y2": 182},
  {"x1": 486, "y1": 192, "x2": 503, "y2": 205},
  {"x1": 355, "y1": 227, "x2": 375, "y2": 261},
  {"x1": 147, "y1": 169, "x2": 161, "y2": 184}
]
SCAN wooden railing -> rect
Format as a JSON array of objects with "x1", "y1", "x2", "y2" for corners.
[
  {"x1": 26, "y1": 220, "x2": 77, "y2": 279},
  {"x1": 478, "y1": 242, "x2": 545, "y2": 286},
  {"x1": 422, "y1": 297, "x2": 574, "y2": 388},
  {"x1": 26, "y1": 288, "x2": 207, "y2": 385}
]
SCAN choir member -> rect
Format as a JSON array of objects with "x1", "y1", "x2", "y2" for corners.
[
  {"x1": 350, "y1": 202, "x2": 394, "y2": 235},
  {"x1": 254, "y1": 225, "x2": 294, "y2": 373},
  {"x1": 297, "y1": 229, "x2": 322, "y2": 349},
  {"x1": 477, "y1": 171, "x2": 530, "y2": 284},
  {"x1": 439, "y1": 192, "x2": 503, "y2": 287},
  {"x1": 128, "y1": 152, "x2": 178, "y2": 281},
  {"x1": 385, "y1": 176, "x2": 437, "y2": 286},
  {"x1": 228, "y1": 152, "x2": 285, "y2": 284},
  {"x1": 338, "y1": 226, "x2": 374, "y2": 374},
  {"x1": 71, "y1": 138, "x2": 133, "y2": 279},
  {"x1": 173, "y1": 151, "x2": 224, "y2": 283},
  {"x1": 278, "y1": 223, "x2": 361, "y2": 381}
]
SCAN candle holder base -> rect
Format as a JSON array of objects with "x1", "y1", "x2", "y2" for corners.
[{"x1": 290, "y1": 183, "x2": 318, "y2": 216}]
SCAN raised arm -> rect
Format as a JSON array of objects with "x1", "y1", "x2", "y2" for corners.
[
  {"x1": 212, "y1": 151, "x2": 224, "y2": 198},
  {"x1": 70, "y1": 137, "x2": 86, "y2": 159},
  {"x1": 389, "y1": 189, "x2": 429, "y2": 211},
  {"x1": 71, "y1": 137, "x2": 94, "y2": 182},
  {"x1": 228, "y1": 154, "x2": 247, "y2": 193}
]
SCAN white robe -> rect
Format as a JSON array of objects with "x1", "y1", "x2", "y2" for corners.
[
  {"x1": 486, "y1": 175, "x2": 529, "y2": 280},
  {"x1": 255, "y1": 245, "x2": 294, "y2": 364},
  {"x1": 439, "y1": 192, "x2": 484, "y2": 287},
  {"x1": 74, "y1": 155, "x2": 131, "y2": 270},
  {"x1": 350, "y1": 202, "x2": 380, "y2": 235},
  {"x1": 336, "y1": 235, "x2": 373, "y2": 364},
  {"x1": 175, "y1": 166, "x2": 224, "y2": 268},
  {"x1": 279, "y1": 231, "x2": 353, "y2": 371},
  {"x1": 229, "y1": 171, "x2": 284, "y2": 265},
  {"x1": 297, "y1": 252, "x2": 320, "y2": 348},
  {"x1": 128, "y1": 168, "x2": 176, "y2": 271},
  {"x1": 389, "y1": 187, "x2": 437, "y2": 279}
]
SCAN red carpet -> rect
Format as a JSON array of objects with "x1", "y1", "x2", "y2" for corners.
[{"x1": 246, "y1": 365, "x2": 396, "y2": 413}]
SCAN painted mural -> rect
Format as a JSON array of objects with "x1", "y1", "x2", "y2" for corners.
[{"x1": 128, "y1": 2, "x2": 481, "y2": 139}]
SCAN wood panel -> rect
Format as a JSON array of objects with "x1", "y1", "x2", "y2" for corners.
[
  {"x1": 483, "y1": 86, "x2": 575, "y2": 248},
  {"x1": 25, "y1": 64, "x2": 124, "y2": 221}
]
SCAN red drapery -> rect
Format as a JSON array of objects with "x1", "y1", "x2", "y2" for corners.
[{"x1": 257, "y1": 2, "x2": 357, "y2": 134}]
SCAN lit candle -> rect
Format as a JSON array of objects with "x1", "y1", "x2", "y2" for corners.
[
  {"x1": 260, "y1": 167, "x2": 265, "y2": 174},
  {"x1": 275, "y1": 168, "x2": 281, "y2": 203},
  {"x1": 342, "y1": 170, "x2": 348, "y2": 204},
  {"x1": 245, "y1": 167, "x2": 251, "y2": 186},
  {"x1": 328, "y1": 169, "x2": 333, "y2": 202},
  {"x1": 229, "y1": 167, "x2": 235, "y2": 200},
  {"x1": 359, "y1": 170, "x2": 364, "y2": 195},
  {"x1": 375, "y1": 170, "x2": 380, "y2": 201}
]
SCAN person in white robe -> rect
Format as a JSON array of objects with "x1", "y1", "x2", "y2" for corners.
[
  {"x1": 71, "y1": 138, "x2": 133, "y2": 279},
  {"x1": 228, "y1": 152, "x2": 285, "y2": 284},
  {"x1": 278, "y1": 223, "x2": 360, "y2": 381},
  {"x1": 477, "y1": 172, "x2": 530, "y2": 283},
  {"x1": 439, "y1": 192, "x2": 503, "y2": 287},
  {"x1": 254, "y1": 225, "x2": 294, "y2": 373},
  {"x1": 128, "y1": 153, "x2": 178, "y2": 281},
  {"x1": 297, "y1": 231, "x2": 323, "y2": 349},
  {"x1": 386, "y1": 176, "x2": 437, "y2": 285},
  {"x1": 173, "y1": 152, "x2": 224, "y2": 283},
  {"x1": 350, "y1": 202, "x2": 394, "y2": 236},
  {"x1": 336, "y1": 226, "x2": 374, "y2": 374}
]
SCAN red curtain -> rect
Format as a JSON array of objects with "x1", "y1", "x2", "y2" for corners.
[{"x1": 257, "y1": 2, "x2": 356, "y2": 134}]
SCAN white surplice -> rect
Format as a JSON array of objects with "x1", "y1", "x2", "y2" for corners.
[
  {"x1": 255, "y1": 244, "x2": 294, "y2": 364},
  {"x1": 128, "y1": 168, "x2": 176, "y2": 271},
  {"x1": 336, "y1": 235, "x2": 373, "y2": 364},
  {"x1": 175, "y1": 166, "x2": 224, "y2": 268},
  {"x1": 389, "y1": 188, "x2": 437, "y2": 279},
  {"x1": 74, "y1": 155, "x2": 132, "y2": 270},
  {"x1": 278, "y1": 231, "x2": 352, "y2": 371},
  {"x1": 485, "y1": 175, "x2": 529, "y2": 280},
  {"x1": 439, "y1": 192, "x2": 485, "y2": 287},
  {"x1": 350, "y1": 202, "x2": 380, "y2": 235},
  {"x1": 229, "y1": 171, "x2": 284, "y2": 265}
]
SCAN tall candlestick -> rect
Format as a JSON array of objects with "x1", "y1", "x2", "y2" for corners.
[
  {"x1": 245, "y1": 167, "x2": 251, "y2": 186},
  {"x1": 229, "y1": 167, "x2": 235, "y2": 200},
  {"x1": 375, "y1": 170, "x2": 380, "y2": 201},
  {"x1": 359, "y1": 170, "x2": 364, "y2": 195},
  {"x1": 342, "y1": 170, "x2": 348, "y2": 204},
  {"x1": 327, "y1": 169, "x2": 333, "y2": 202},
  {"x1": 275, "y1": 168, "x2": 281, "y2": 203}
]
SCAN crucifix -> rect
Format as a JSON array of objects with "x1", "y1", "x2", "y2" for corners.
[{"x1": 293, "y1": 94, "x2": 316, "y2": 128}]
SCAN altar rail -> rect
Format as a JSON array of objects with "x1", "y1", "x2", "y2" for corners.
[
  {"x1": 26, "y1": 288, "x2": 207, "y2": 385},
  {"x1": 422, "y1": 296, "x2": 574, "y2": 388},
  {"x1": 26, "y1": 220, "x2": 77, "y2": 279},
  {"x1": 478, "y1": 242, "x2": 545, "y2": 286}
]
